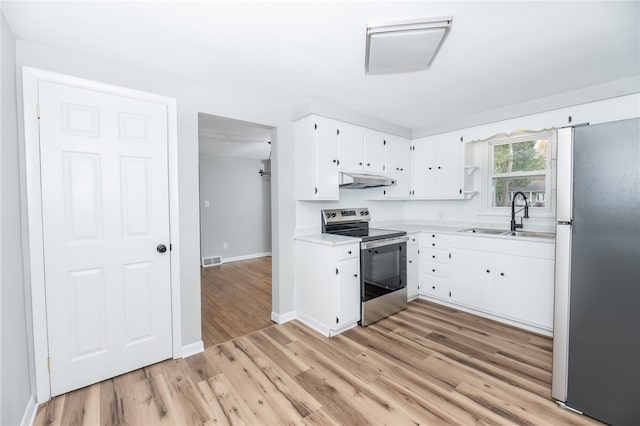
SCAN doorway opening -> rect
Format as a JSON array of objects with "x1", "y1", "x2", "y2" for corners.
[{"x1": 197, "y1": 113, "x2": 275, "y2": 347}]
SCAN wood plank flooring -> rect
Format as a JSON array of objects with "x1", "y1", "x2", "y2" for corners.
[
  {"x1": 200, "y1": 256, "x2": 273, "y2": 347},
  {"x1": 34, "y1": 299, "x2": 603, "y2": 425}
]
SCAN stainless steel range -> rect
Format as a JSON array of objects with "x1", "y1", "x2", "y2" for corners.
[{"x1": 321, "y1": 208, "x2": 408, "y2": 326}]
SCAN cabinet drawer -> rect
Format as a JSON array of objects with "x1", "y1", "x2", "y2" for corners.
[
  {"x1": 421, "y1": 262, "x2": 449, "y2": 278},
  {"x1": 337, "y1": 245, "x2": 358, "y2": 261},
  {"x1": 407, "y1": 234, "x2": 419, "y2": 245},
  {"x1": 424, "y1": 248, "x2": 449, "y2": 264},
  {"x1": 420, "y1": 233, "x2": 449, "y2": 249},
  {"x1": 420, "y1": 275, "x2": 450, "y2": 300}
]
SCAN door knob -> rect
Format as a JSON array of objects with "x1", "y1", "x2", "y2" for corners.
[{"x1": 157, "y1": 244, "x2": 167, "y2": 253}]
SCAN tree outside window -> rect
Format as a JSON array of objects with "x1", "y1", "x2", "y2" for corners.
[{"x1": 490, "y1": 136, "x2": 550, "y2": 208}]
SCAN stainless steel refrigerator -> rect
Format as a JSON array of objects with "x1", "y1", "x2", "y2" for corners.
[{"x1": 552, "y1": 118, "x2": 640, "y2": 426}]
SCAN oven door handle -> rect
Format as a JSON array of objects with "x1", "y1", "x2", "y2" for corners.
[{"x1": 361, "y1": 236, "x2": 408, "y2": 249}]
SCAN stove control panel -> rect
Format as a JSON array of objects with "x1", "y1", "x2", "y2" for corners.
[{"x1": 322, "y1": 208, "x2": 370, "y2": 224}]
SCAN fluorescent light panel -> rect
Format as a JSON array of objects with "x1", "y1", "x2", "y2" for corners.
[{"x1": 365, "y1": 17, "x2": 452, "y2": 74}]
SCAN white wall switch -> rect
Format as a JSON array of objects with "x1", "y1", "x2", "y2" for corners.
[{"x1": 204, "y1": 200, "x2": 210, "y2": 207}]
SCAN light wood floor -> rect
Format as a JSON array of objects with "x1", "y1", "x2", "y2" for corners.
[
  {"x1": 34, "y1": 299, "x2": 603, "y2": 425},
  {"x1": 201, "y1": 256, "x2": 273, "y2": 347}
]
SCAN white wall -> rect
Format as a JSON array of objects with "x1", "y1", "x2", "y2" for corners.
[
  {"x1": 1, "y1": 10, "x2": 34, "y2": 425},
  {"x1": 13, "y1": 40, "x2": 297, "y2": 352},
  {"x1": 199, "y1": 154, "x2": 271, "y2": 260}
]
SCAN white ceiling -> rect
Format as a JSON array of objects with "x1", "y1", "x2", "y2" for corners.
[
  {"x1": 3, "y1": 1, "x2": 639, "y2": 134},
  {"x1": 198, "y1": 113, "x2": 272, "y2": 159}
]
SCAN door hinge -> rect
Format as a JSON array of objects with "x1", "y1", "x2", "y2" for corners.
[
  {"x1": 337, "y1": 128, "x2": 340, "y2": 136},
  {"x1": 449, "y1": 291, "x2": 452, "y2": 297},
  {"x1": 460, "y1": 136, "x2": 464, "y2": 143},
  {"x1": 170, "y1": 243, "x2": 172, "y2": 251},
  {"x1": 418, "y1": 249, "x2": 420, "y2": 254},
  {"x1": 383, "y1": 140, "x2": 386, "y2": 146},
  {"x1": 336, "y1": 316, "x2": 339, "y2": 324},
  {"x1": 459, "y1": 188, "x2": 462, "y2": 195},
  {"x1": 336, "y1": 267, "x2": 339, "y2": 275},
  {"x1": 383, "y1": 165, "x2": 385, "y2": 171},
  {"x1": 314, "y1": 187, "x2": 318, "y2": 194},
  {"x1": 314, "y1": 123, "x2": 317, "y2": 130},
  {"x1": 449, "y1": 252, "x2": 451, "y2": 259},
  {"x1": 568, "y1": 115, "x2": 572, "y2": 124},
  {"x1": 36, "y1": 103, "x2": 41, "y2": 119},
  {"x1": 383, "y1": 190, "x2": 386, "y2": 195},
  {"x1": 47, "y1": 357, "x2": 51, "y2": 372}
]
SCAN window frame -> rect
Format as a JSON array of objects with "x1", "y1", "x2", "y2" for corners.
[{"x1": 482, "y1": 130, "x2": 554, "y2": 216}]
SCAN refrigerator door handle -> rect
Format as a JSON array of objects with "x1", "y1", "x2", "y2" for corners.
[
  {"x1": 552, "y1": 224, "x2": 572, "y2": 402},
  {"x1": 557, "y1": 127, "x2": 573, "y2": 223}
]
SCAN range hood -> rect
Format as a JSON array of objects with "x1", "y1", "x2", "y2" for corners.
[{"x1": 339, "y1": 172, "x2": 396, "y2": 189}]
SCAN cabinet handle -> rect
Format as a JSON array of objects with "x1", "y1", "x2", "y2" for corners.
[
  {"x1": 400, "y1": 168, "x2": 404, "y2": 171},
  {"x1": 359, "y1": 162, "x2": 363, "y2": 166},
  {"x1": 367, "y1": 163, "x2": 371, "y2": 166},
  {"x1": 486, "y1": 269, "x2": 491, "y2": 273},
  {"x1": 432, "y1": 286, "x2": 436, "y2": 289},
  {"x1": 432, "y1": 243, "x2": 435, "y2": 247},
  {"x1": 347, "y1": 250, "x2": 352, "y2": 255},
  {"x1": 432, "y1": 269, "x2": 436, "y2": 272},
  {"x1": 353, "y1": 274, "x2": 358, "y2": 278},
  {"x1": 332, "y1": 159, "x2": 337, "y2": 163},
  {"x1": 432, "y1": 255, "x2": 436, "y2": 259},
  {"x1": 428, "y1": 167, "x2": 432, "y2": 170},
  {"x1": 432, "y1": 234, "x2": 435, "y2": 238},
  {"x1": 500, "y1": 272, "x2": 505, "y2": 276},
  {"x1": 411, "y1": 238, "x2": 416, "y2": 242},
  {"x1": 438, "y1": 166, "x2": 441, "y2": 169}
]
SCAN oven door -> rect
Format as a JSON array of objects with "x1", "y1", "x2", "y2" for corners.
[{"x1": 360, "y1": 237, "x2": 407, "y2": 302}]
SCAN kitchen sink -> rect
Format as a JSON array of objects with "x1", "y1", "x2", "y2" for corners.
[
  {"x1": 459, "y1": 228, "x2": 509, "y2": 235},
  {"x1": 502, "y1": 230, "x2": 556, "y2": 239}
]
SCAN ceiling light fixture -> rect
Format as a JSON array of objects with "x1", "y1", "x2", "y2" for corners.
[{"x1": 365, "y1": 16, "x2": 453, "y2": 75}]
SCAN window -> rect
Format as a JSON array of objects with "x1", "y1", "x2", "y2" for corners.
[{"x1": 486, "y1": 132, "x2": 552, "y2": 212}]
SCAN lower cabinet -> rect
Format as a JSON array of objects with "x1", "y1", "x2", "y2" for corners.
[
  {"x1": 419, "y1": 233, "x2": 451, "y2": 301},
  {"x1": 415, "y1": 233, "x2": 555, "y2": 333},
  {"x1": 450, "y1": 248, "x2": 495, "y2": 313},
  {"x1": 406, "y1": 233, "x2": 419, "y2": 300},
  {"x1": 296, "y1": 239, "x2": 361, "y2": 336},
  {"x1": 495, "y1": 254, "x2": 554, "y2": 328}
]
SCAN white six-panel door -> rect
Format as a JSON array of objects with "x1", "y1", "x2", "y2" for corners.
[{"x1": 38, "y1": 81, "x2": 173, "y2": 396}]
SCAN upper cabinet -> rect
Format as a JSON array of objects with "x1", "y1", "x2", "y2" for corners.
[
  {"x1": 384, "y1": 135, "x2": 412, "y2": 199},
  {"x1": 338, "y1": 125, "x2": 385, "y2": 174},
  {"x1": 411, "y1": 135, "x2": 463, "y2": 199},
  {"x1": 295, "y1": 115, "x2": 339, "y2": 200}
]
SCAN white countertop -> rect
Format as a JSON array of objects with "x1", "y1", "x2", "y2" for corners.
[{"x1": 295, "y1": 233, "x2": 361, "y2": 246}]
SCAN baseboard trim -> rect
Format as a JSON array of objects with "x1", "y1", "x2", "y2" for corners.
[
  {"x1": 21, "y1": 394, "x2": 38, "y2": 426},
  {"x1": 181, "y1": 340, "x2": 204, "y2": 358},
  {"x1": 271, "y1": 310, "x2": 296, "y2": 324},
  {"x1": 223, "y1": 252, "x2": 272, "y2": 264}
]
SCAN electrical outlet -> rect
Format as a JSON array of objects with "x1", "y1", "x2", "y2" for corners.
[{"x1": 223, "y1": 242, "x2": 228, "y2": 249}]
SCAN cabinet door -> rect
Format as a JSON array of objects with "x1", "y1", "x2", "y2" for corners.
[
  {"x1": 435, "y1": 138, "x2": 463, "y2": 198},
  {"x1": 450, "y1": 248, "x2": 495, "y2": 312},
  {"x1": 338, "y1": 123, "x2": 364, "y2": 173},
  {"x1": 406, "y1": 241, "x2": 419, "y2": 300},
  {"x1": 315, "y1": 117, "x2": 339, "y2": 199},
  {"x1": 496, "y1": 255, "x2": 554, "y2": 328},
  {"x1": 363, "y1": 130, "x2": 386, "y2": 174},
  {"x1": 384, "y1": 136, "x2": 411, "y2": 199},
  {"x1": 336, "y1": 257, "x2": 360, "y2": 328},
  {"x1": 411, "y1": 142, "x2": 436, "y2": 198}
]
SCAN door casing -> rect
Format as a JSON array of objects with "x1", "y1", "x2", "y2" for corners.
[{"x1": 22, "y1": 67, "x2": 182, "y2": 403}]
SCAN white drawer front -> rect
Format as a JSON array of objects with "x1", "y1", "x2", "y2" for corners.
[
  {"x1": 424, "y1": 248, "x2": 449, "y2": 264},
  {"x1": 337, "y1": 245, "x2": 358, "y2": 261},
  {"x1": 421, "y1": 262, "x2": 449, "y2": 278}
]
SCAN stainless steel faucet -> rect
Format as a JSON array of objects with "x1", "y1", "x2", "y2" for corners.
[{"x1": 510, "y1": 191, "x2": 529, "y2": 231}]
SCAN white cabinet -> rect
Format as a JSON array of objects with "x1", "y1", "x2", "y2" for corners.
[
  {"x1": 406, "y1": 233, "x2": 419, "y2": 300},
  {"x1": 339, "y1": 127, "x2": 386, "y2": 174},
  {"x1": 363, "y1": 129, "x2": 386, "y2": 174},
  {"x1": 294, "y1": 115, "x2": 339, "y2": 200},
  {"x1": 296, "y1": 239, "x2": 361, "y2": 336},
  {"x1": 411, "y1": 135, "x2": 463, "y2": 199},
  {"x1": 496, "y1": 254, "x2": 554, "y2": 328},
  {"x1": 450, "y1": 248, "x2": 495, "y2": 313},
  {"x1": 384, "y1": 136, "x2": 412, "y2": 199},
  {"x1": 419, "y1": 233, "x2": 451, "y2": 301},
  {"x1": 337, "y1": 123, "x2": 364, "y2": 173},
  {"x1": 448, "y1": 235, "x2": 555, "y2": 332}
]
